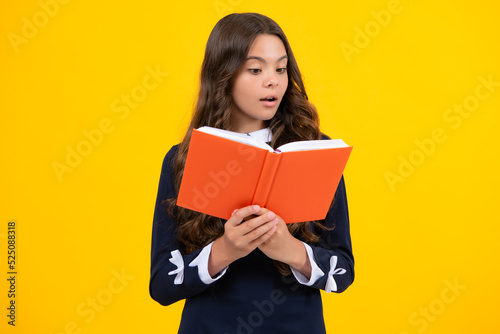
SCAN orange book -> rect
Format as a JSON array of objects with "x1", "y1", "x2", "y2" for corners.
[{"x1": 177, "y1": 127, "x2": 353, "y2": 223}]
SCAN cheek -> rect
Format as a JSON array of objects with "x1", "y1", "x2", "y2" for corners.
[
  {"x1": 233, "y1": 76, "x2": 257, "y2": 101},
  {"x1": 280, "y1": 76, "x2": 288, "y2": 95}
]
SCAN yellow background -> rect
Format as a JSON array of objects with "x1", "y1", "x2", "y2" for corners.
[{"x1": 1, "y1": 0, "x2": 499, "y2": 333}]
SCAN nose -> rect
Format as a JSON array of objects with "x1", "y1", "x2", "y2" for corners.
[{"x1": 265, "y1": 74, "x2": 278, "y2": 87}]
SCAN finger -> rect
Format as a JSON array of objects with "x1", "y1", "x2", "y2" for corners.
[
  {"x1": 241, "y1": 211, "x2": 277, "y2": 235},
  {"x1": 244, "y1": 217, "x2": 278, "y2": 244},
  {"x1": 242, "y1": 208, "x2": 270, "y2": 222},
  {"x1": 250, "y1": 220, "x2": 278, "y2": 246},
  {"x1": 226, "y1": 205, "x2": 261, "y2": 227},
  {"x1": 254, "y1": 207, "x2": 270, "y2": 215},
  {"x1": 242, "y1": 214, "x2": 258, "y2": 222},
  {"x1": 234, "y1": 207, "x2": 270, "y2": 222}
]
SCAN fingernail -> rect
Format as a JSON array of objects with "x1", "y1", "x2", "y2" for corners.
[
  {"x1": 253, "y1": 205, "x2": 260, "y2": 211},
  {"x1": 232, "y1": 209, "x2": 238, "y2": 215},
  {"x1": 268, "y1": 212, "x2": 275, "y2": 219}
]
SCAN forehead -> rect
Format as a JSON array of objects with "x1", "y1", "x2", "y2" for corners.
[{"x1": 246, "y1": 34, "x2": 287, "y2": 61}]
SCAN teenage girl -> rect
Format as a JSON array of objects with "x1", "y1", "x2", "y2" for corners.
[{"x1": 149, "y1": 12, "x2": 354, "y2": 334}]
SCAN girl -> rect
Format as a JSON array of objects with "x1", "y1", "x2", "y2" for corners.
[{"x1": 149, "y1": 12, "x2": 354, "y2": 334}]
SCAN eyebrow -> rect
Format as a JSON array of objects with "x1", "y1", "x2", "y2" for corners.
[{"x1": 245, "y1": 55, "x2": 288, "y2": 63}]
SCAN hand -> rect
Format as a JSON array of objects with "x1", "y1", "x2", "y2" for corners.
[
  {"x1": 257, "y1": 209, "x2": 312, "y2": 279},
  {"x1": 208, "y1": 205, "x2": 278, "y2": 277}
]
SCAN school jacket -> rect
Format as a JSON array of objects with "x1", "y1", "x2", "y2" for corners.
[{"x1": 149, "y1": 128, "x2": 354, "y2": 333}]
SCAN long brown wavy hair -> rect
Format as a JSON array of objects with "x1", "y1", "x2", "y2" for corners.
[{"x1": 163, "y1": 13, "x2": 333, "y2": 275}]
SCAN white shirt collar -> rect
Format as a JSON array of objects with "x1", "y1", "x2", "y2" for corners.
[{"x1": 247, "y1": 127, "x2": 272, "y2": 143}]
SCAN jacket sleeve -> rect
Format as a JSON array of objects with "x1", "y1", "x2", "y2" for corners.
[
  {"x1": 149, "y1": 146, "x2": 228, "y2": 306},
  {"x1": 290, "y1": 175, "x2": 355, "y2": 293}
]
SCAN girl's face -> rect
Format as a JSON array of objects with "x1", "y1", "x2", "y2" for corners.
[{"x1": 230, "y1": 34, "x2": 288, "y2": 133}]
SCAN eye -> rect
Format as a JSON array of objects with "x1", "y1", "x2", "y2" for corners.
[
  {"x1": 249, "y1": 69, "x2": 261, "y2": 74},
  {"x1": 277, "y1": 68, "x2": 287, "y2": 74}
]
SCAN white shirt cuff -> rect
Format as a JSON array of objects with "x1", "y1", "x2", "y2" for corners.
[
  {"x1": 290, "y1": 242, "x2": 325, "y2": 286},
  {"x1": 188, "y1": 241, "x2": 228, "y2": 284}
]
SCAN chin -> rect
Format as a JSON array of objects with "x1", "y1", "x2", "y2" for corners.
[{"x1": 261, "y1": 111, "x2": 278, "y2": 121}]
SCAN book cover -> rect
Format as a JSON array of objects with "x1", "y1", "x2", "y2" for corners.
[{"x1": 177, "y1": 127, "x2": 353, "y2": 223}]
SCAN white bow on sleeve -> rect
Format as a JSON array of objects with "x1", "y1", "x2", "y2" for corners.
[
  {"x1": 325, "y1": 255, "x2": 346, "y2": 293},
  {"x1": 168, "y1": 250, "x2": 184, "y2": 285}
]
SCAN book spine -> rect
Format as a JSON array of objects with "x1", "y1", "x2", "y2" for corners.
[{"x1": 251, "y1": 152, "x2": 282, "y2": 207}]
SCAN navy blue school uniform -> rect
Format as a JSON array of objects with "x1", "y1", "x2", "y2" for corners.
[{"x1": 149, "y1": 128, "x2": 354, "y2": 333}]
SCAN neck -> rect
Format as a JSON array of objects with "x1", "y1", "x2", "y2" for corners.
[
  {"x1": 229, "y1": 109, "x2": 268, "y2": 133},
  {"x1": 231, "y1": 121, "x2": 268, "y2": 134}
]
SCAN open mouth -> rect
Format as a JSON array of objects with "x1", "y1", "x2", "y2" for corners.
[{"x1": 260, "y1": 97, "x2": 277, "y2": 102}]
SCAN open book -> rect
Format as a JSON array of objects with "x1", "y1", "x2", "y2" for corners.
[{"x1": 177, "y1": 126, "x2": 353, "y2": 223}]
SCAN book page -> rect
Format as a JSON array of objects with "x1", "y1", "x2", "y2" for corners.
[
  {"x1": 277, "y1": 139, "x2": 349, "y2": 153},
  {"x1": 197, "y1": 126, "x2": 274, "y2": 152}
]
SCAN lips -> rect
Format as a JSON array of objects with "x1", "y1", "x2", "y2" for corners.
[
  {"x1": 259, "y1": 95, "x2": 278, "y2": 102},
  {"x1": 259, "y1": 94, "x2": 278, "y2": 107}
]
